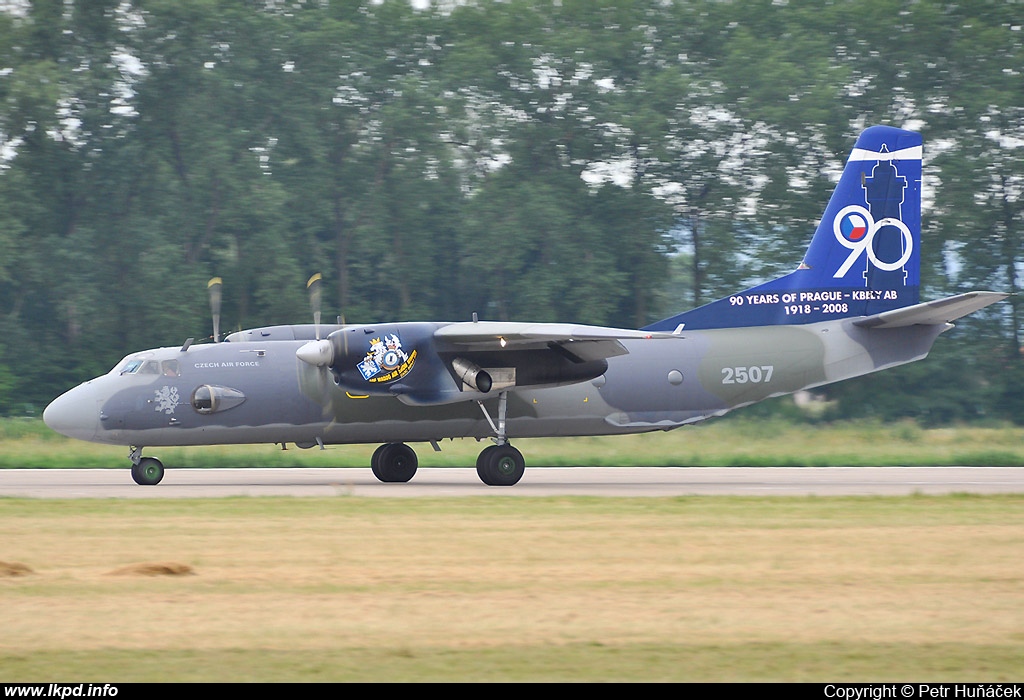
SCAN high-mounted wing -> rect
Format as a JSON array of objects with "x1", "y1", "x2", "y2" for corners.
[{"x1": 434, "y1": 321, "x2": 668, "y2": 362}]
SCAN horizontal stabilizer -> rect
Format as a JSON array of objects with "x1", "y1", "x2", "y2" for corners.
[{"x1": 852, "y1": 291, "x2": 1008, "y2": 329}]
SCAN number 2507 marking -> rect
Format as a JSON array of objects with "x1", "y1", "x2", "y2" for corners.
[{"x1": 721, "y1": 365, "x2": 774, "y2": 384}]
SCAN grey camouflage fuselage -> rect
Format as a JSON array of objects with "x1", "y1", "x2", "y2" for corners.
[{"x1": 45, "y1": 317, "x2": 945, "y2": 448}]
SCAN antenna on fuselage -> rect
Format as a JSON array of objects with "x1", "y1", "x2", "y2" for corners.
[
  {"x1": 208, "y1": 277, "x2": 223, "y2": 343},
  {"x1": 307, "y1": 273, "x2": 323, "y2": 340}
]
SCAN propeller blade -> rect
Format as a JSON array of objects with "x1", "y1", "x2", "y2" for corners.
[
  {"x1": 307, "y1": 273, "x2": 323, "y2": 340},
  {"x1": 208, "y1": 277, "x2": 223, "y2": 343}
]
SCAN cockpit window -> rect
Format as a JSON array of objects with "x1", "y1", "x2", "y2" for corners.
[{"x1": 118, "y1": 358, "x2": 176, "y2": 376}]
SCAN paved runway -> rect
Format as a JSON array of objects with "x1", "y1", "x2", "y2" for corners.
[{"x1": 1, "y1": 466, "x2": 1022, "y2": 498}]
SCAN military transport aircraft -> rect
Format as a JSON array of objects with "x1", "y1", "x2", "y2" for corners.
[{"x1": 43, "y1": 126, "x2": 1006, "y2": 486}]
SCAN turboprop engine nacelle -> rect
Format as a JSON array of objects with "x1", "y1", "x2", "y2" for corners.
[{"x1": 297, "y1": 322, "x2": 444, "y2": 399}]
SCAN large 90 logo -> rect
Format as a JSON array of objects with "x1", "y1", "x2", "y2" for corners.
[{"x1": 832, "y1": 205, "x2": 913, "y2": 279}]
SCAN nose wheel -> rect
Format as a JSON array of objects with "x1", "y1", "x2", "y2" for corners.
[
  {"x1": 129, "y1": 448, "x2": 165, "y2": 486},
  {"x1": 130, "y1": 448, "x2": 165, "y2": 487}
]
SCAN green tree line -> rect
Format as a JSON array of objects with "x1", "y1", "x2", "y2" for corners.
[{"x1": 0, "y1": 0, "x2": 1021, "y2": 423}]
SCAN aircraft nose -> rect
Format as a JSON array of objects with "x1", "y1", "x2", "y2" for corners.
[{"x1": 43, "y1": 384, "x2": 100, "y2": 441}]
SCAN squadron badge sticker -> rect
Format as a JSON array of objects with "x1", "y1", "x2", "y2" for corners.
[{"x1": 357, "y1": 334, "x2": 417, "y2": 383}]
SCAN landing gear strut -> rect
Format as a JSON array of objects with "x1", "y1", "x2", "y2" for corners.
[
  {"x1": 129, "y1": 447, "x2": 165, "y2": 486},
  {"x1": 475, "y1": 391, "x2": 525, "y2": 486}
]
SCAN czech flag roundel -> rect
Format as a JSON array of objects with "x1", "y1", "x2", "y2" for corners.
[{"x1": 839, "y1": 212, "x2": 868, "y2": 242}]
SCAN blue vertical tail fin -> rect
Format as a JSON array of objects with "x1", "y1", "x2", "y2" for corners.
[{"x1": 643, "y1": 125, "x2": 922, "y2": 332}]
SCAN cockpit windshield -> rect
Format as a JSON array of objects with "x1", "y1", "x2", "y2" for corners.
[
  {"x1": 117, "y1": 358, "x2": 180, "y2": 376},
  {"x1": 119, "y1": 359, "x2": 145, "y2": 375}
]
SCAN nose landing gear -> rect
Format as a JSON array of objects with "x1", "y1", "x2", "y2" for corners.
[{"x1": 129, "y1": 447, "x2": 165, "y2": 486}]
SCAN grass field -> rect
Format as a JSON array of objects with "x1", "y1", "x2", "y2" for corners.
[
  {"x1": 2, "y1": 495, "x2": 1023, "y2": 681},
  {"x1": 2, "y1": 418, "x2": 1024, "y2": 681}
]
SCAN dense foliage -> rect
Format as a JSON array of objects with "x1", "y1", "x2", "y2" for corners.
[{"x1": 0, "y1": 0, "x2": 1020, "y2": 422}]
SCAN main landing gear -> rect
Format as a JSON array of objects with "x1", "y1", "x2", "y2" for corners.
[
  {"x1": 474, "y1": 443, "x2": 525, "y2": 486},
  {"x1": 370, "y1": 442, "x2": 418, "y2": 483},
  {"x1": 367, "y1": 390, "x2": 526, "y2": 487},
  {"x1": 368, "y1": 441, "x2": 524, "y2": 487},
  {"x1": 129, "y1": 446, "x2": 165, "y2": 486},
  {"x1": 473, "y1": 391, "x2": 525, "y2": 486}
]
